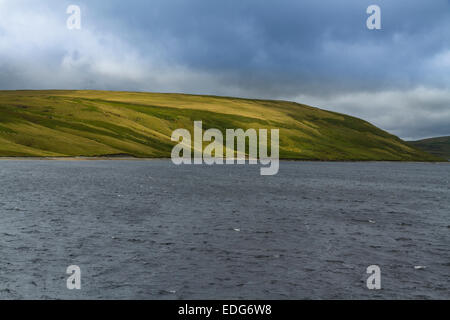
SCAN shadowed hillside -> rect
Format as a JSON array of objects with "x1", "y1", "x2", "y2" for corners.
[
  {"x1": 0, "y1": 90, "x2": 441, "y2": 161},
  {"x1": 408, "y1": 136, "x2": 450, "y2": 160}
]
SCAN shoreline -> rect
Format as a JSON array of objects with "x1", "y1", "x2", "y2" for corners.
[{"x1": 0, "y1": 156, "x2": 447, "y2": 163}]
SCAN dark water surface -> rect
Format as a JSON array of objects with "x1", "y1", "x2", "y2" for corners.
[{"x1": 0, "y1": 160, "x2": 448, "y2": 299}]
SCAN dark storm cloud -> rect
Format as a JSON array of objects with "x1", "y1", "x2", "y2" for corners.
[
  {"x1": 0, "y1": 0, "x2": 449, "y2": 139},
  {"x1": 80, "y1": 0, "x2": 450, "y2": 94}
]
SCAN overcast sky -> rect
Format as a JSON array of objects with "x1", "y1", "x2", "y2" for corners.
[{"x1": 0, "y1": 0, "x2": 449, "y2": 140}]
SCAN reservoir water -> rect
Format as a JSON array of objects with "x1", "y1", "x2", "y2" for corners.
[{"x1": 0, "y1": 160, "x2": 448, "y2": 299}]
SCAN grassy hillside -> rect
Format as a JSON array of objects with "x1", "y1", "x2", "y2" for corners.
[
  {"x1": 408, "y1": 136, "x2": 450, "y2": 160},
  {"x1": 0, "y1": 90, "x2": 441, "y2": 161}
]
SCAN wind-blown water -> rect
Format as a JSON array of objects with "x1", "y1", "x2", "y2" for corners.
[{"x1": 0, "y1": 160, "x2": 448, "y2": 299}]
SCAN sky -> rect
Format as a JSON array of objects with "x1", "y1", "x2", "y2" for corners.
[{"x1": 0, "y1": 0, "x2": 449, "y2": 140}]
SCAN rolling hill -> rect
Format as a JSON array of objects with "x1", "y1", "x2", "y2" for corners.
[
  {"x1": 0, "y1": 90, "x2": 442, "y2": 161},
  {"x1": 408, "y1": 136, "x2": 450, "y2": 160}
]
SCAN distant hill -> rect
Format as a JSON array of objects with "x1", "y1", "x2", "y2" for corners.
[
  {"x1": 0, "y1": 90, "x2": 442, "y2": 161},
  {"x1": 408, "y1": 136, "x2": 450, "y2": 160}
]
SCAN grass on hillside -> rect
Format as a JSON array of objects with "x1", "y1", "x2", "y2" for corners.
[
  {"x1": 0, "y1": 90, "x2": 442, "y2": 161},
  {"x1": 408, "y1": 136, "x2": 450, "y2": 160}
]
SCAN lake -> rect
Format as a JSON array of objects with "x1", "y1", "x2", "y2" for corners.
[{"x1": 0, "y1": 160, "x2": 448, "y2": 299}]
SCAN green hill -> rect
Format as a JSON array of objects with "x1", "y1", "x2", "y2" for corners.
[
  {"x1": 408, "y1": 136, "x2": 450, "y2": 160},
  {"x1": 0, "y1": 90, "x2": 441, "y2": 161}
]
